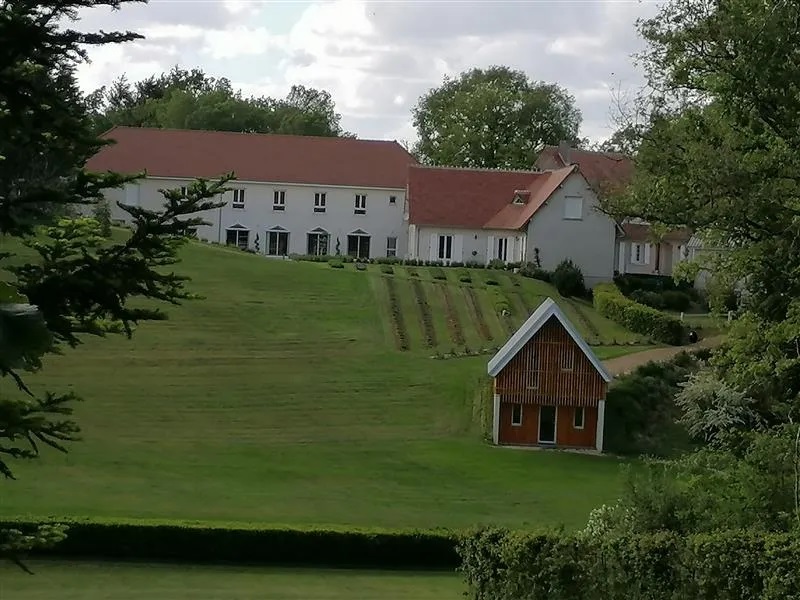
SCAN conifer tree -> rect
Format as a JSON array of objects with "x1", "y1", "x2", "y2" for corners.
[{"x1": 0, "y1": 0, "x2": 231, "y2": 567}]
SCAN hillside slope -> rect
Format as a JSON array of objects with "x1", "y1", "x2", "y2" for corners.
[{"x1": 1, "y1": 241, "x2": 635, "y2": 530}]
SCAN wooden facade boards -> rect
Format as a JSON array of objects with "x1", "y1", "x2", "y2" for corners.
[{"x1": 487, "y1": 298, "x2": 610, "y2": 451}]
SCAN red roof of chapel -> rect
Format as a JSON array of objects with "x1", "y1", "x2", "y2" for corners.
[
  {"x1": 535, "y1": 145, "x2": 633, "y2": 193},
  {"x1": 407, "y1": 165, "x2": 576, "y2": 230},
  {"x1": 86, "y1": 126, "x2": 417, "y2": 189}
]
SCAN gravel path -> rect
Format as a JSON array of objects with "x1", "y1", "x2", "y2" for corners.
[{"x1": 604, "y1": 335, "x2": 725, "y2": 377}]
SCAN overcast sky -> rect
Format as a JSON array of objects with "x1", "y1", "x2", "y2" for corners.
[{"x1": 73, "y1": 0, "x2": 661, "y2": 144}]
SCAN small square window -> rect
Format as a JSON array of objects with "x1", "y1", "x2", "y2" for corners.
[
  {"x1": 273, "y1": 190, "x2": 286, "y2": 211},
  {"x1": 511, "y1": 403, "x2": 523, "y2": 426},
  {"x1": 573, "y1": 407, "x2": 585, "y2": 430},
  {"x1": 314, "y1": 192, "x2": 327, "y2": 213},
  {"x1": 180, "y1": 186, "x2": 188, "y2": 196},
  {"x1": 389, "y1": 195, "x2": 397, "y2": 204},
  {"x1": 232, "y1": 189, "x2": 245, "y2": 209}
]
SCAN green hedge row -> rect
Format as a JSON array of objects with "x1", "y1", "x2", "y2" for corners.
[
  {"x1": 2, "y1": 519, "x2": 458, "y2": 569},
  {"x1": 593, "y1": 283, "x2": 687, "y2": 345},
  {"x1": 459, "y1": 528, "x2": 800, "y2": 600}
]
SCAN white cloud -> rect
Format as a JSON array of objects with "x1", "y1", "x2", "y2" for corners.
[{"x1": 71, "y1": 0, "x2": 660, "y2": 146}]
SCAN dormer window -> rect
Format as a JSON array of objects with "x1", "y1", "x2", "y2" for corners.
[{"x1": 512, "y1": 190, "x2": 530, "y2": 205}]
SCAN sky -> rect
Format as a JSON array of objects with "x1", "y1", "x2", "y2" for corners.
[{"x1": 73, "y1": 0, "x2": 662, "y2": 145}]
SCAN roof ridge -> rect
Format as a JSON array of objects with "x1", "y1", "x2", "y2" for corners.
[
  {"x1": 410, "y1": 164, "x2": 569, "y2": 176},
  {"x1": 105, "y1": 125, "x2": 401, "y2": 146}
]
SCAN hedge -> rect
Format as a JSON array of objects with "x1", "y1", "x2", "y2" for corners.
[
  {"x1": 459, "y1": 528, "x2": 800, "y2": 600},
  {"x1": 593, "y1": 284, "x2": 687, "y2": 345},
  {"x1": 1, "y1": 518, "x2": 458, "y2": 570}
]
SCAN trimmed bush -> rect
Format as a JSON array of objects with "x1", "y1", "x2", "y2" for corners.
[
  {"x1": 329, "y1": 260, "x2": 344, "y2": 269},
  {"x1": 487, "y1": 259, "x2": 506, "y2": 270},
  {"x1": 3, "y1": 518, "x2": 458, "y2": 570},
  {"x1": 630, "y1": 289, "x2": 666, "y2": 310},
  {"x1": 594, "y1": 284, "x2": 687, "y2": 345},
  {"x1": 485, "y1": 278, "x2": 499, "y2": 286},
  {"x1": 459, "y1": 528, "x2": 800, "y2": 600},
  {"x1": 662, "y1": 290, "x2": 692, "y2": 312},
  {"x1": 431, "y1": 267, "x2": 447, "y2": 281},
  {"x1": 458, "y1": 270, "x2": 472, "y2": 283},
  {"x1": 552, "y1": 259, "x2": 586, "y2": 298},
  {"x1": 519, "y1": 263, "x2": 552, "y2": 283},
  {"x1": 380, "y1": 265, "x2": 394, "y2": 275}
]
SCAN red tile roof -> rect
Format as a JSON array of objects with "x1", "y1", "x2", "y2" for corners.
[
  {"x1": 535, "y1": 145, "x2": 633, "y2": 193},
  {"x1": 407, "y1": 165, "x2": 576, "y2": 230},
  {"x1": 86, "y1": 126, "x2": 417, "y2": 189}
]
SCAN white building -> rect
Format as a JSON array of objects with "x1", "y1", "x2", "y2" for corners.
[
  {"x1": 405, "y1": 164, "x2": 618, "y2": 286},
  {"x1": 87, "y1": 127, "x2": 417, "y2": 259}
]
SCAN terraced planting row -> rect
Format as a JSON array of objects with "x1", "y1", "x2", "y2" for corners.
[{"x1": 375, "y1": 265, "x2": 649, "y2": 354}]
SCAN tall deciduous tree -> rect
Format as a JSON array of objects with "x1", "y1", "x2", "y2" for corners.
[
  {"x1": 605, "y1": 0, "x2": 800, "y2": 422},
  {"x1": 412, "y1": 66, "x2": 582, "y2": 169},
  {"x1": 89, "y1": 67, "x2": 351, "y2": 137},
  {"x1": 0, "y1": 0, "x2": 230, "y2": 567}
]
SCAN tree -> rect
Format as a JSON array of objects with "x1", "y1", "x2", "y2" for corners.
[
  {"x1": 412, "y1": 66, "x2": 582, "y2": 169},
  {"x1": 89, "y1": 68, "x2": 351, "y2": 137},
  {"x1": 607, "y1": 0, "x2": 800, "y2": 422},
  {"x1": 0, "y1": 0, "x2": 230, "y2": 567}
]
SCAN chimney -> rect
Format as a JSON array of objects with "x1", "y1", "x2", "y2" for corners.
[{"x1": 558, "y1": 140, "x2": 572, "y2": 165}]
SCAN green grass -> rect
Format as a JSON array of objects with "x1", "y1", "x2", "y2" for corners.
[
  {"x1": 0, "y1": 239, "x2": 637, "y2": 530},
  {"x1": 0, "y1": 561, "x2": 463, "y2": 599}
]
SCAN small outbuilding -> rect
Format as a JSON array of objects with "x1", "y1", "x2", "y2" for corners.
[{"x1": 487, "y1": 297, "x2": 612, "y2": 451}]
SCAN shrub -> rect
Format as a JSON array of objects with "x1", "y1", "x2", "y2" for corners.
[
  {"x1": 630, "y1": 289, "x2": 666, "y2": 310},
  {"x1": 450, "y1": 261, "x2": 464, "y2": 268},
  {"x1": 488, "y1": 259, "x2": 506, "y2": 270},
  {"x1": 380, "y1": 265, "x2": 394, "y2": 275},
  {"x1": 603, "y1": 352, "x2": 702, "y2": 456},
  {"x1": 458, "y1": 528, "x2": 800, "y2": 600},
  {"x1": 329, "y1": 260, "x2": 344, "y2": 269},
  {"x1": 485, "y1": 278, "x2": 499, "y2": 286},
  {"x1": 3, "y1": 518, "x2": 458, "y2": 570},
  {"x1": 519, "y1": 263, "x2": 552, "y2": 283},
  {"x1": 552, "y1": 259, "x2": 586, "y2": 298},
  {"x1": 431, "y1": 267, "x2": 447, "y2": 281},
  {"x1": 594, "y1": 284, "x2": 687, "y2": 345},
  {"x1": 458, "y1": 270, "x2": 472, "y2": 283},
  {"x1": 662, "y1": 290, "x2": 692, "y2": 312}
]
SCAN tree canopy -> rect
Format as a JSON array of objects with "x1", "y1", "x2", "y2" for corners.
[
  {"x1": 88, "y1": 66, "x2": 351, "y2": 137},
  {"x1": 412, "y1": 66, "x2": 582, "y2": 169},
  {"x1": 585, "y1": 0, "x2": 800, "y2": 538},
  {"x1": 1, "y1": 0, "x2": 230, "y2": 567}
]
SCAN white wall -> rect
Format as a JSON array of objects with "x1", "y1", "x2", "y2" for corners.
[
  {"x1": 525, "y1": 173, "x2": 616, "y2": 286},
  {"x1": 411, "y1": 226, "x2": 525, "y2": 264},
  {"x1": 106, "y1": 177, "x2": 407, "y2": 259}
]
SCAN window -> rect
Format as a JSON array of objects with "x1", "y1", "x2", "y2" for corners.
[
  {"x1": 266, "y1": 229, "x2": 289, "y2": 256},
  {"x1": 225, "y1": 228, "x2": 249, "y2": 250},
  {"x1": 180, "y1": 186, "x2": 188, "y2": 196},
  {"x1": 273, "y1": 190, "x2": 286, "y2": 211},
  {"x1": 386, "y1": 236, "x2": 397, "y2": 257},
  {"x1": 314, "y1": 192, "x2": 327, "y2": 213},
  {"x1": 438, "y1": 235, "x2": 453, "y2": 260},
  {"x1": 389, "y1": 195, "x2": 397, "y2": 205},
  {"x1": 497, "y1": 238, "x2": 509, "y2": 262},
  {"x1": 307, "y1": 229, "x2": 330, "y2": 256},
  {"x1": 561, "y1": 348, "x2": 575, "y2": 371},
  {"x1": 347, "y1": 232, "x2": 371, "y2": 258},
  {"x1": 232, "y1": 189, "x2": 245, "y2": 209},
  {"x1": 631, "y1": 243, "x2": 647, "y2": 265},
  {"x1": 564, "y1": 196, "x2": 583, "y2": 220},
  {"x1": 354, "y1": 194, "x2": 367, "y2": 215},
  {"x1": 573, "y1": 407, "x2": 585, "y2": 430},
  {"x1": 511, "y1": 403, "x2": 523, "y2": 426}
]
